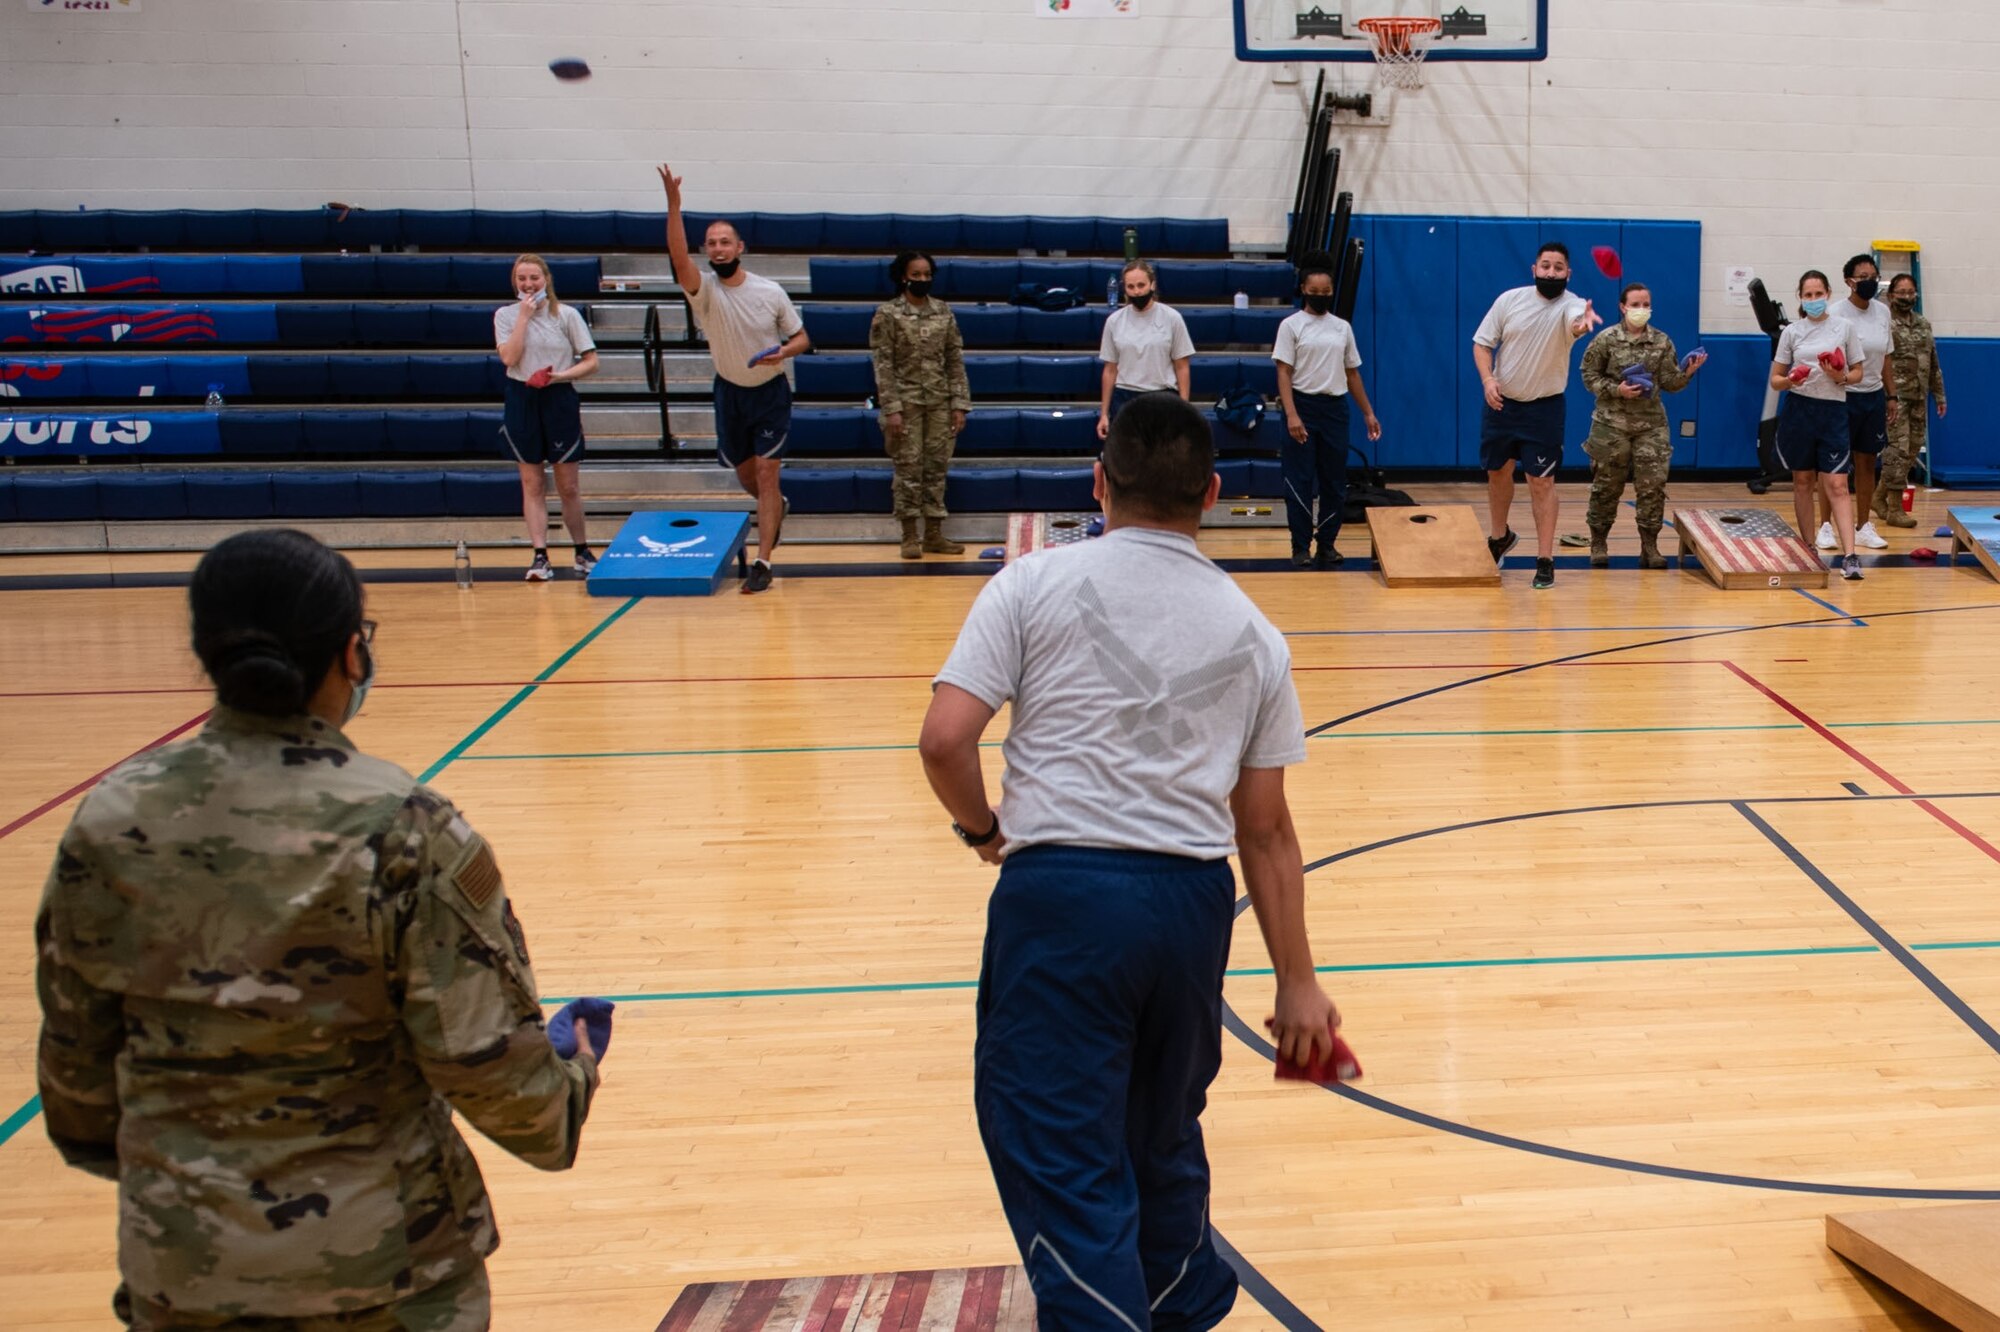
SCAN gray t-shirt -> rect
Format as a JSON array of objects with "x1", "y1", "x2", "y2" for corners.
[
  {"x1": 1826, "y1": 297, "x2": 1892, "y2": 394},
  {"x1": 493, "y1": 301, "x2": 595, "y2": 385},
  {"x1": 688, "y1": 271, "x2": 805, "y2": 389},
  {"x1": 1473, "y1": 284, "x2": 1588, "y2": 402},
  {"x1": 934, "y1": 527, "x2": 1307, "y2": 860},
  {"x1": 1776, "y1": 315, "x2": 1865, "y2": 403}
]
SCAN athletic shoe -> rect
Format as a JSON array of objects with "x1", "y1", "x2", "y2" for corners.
[
  {"x1": 572, "y1": 547, "x2": 597, "y2": 576},
  {"x1": 1532, "y1": 557, "x2": 1555, "y2": 590},
  {"x1": 1488, "y1": 527, "x2": 1519, "y2": 564},
  {"x1": 1815, "y1": 521, "x2": 1836, "y2": 550},
  {"x1": 1855, "y1": 521, "x2": 1888, "y2": 549},
  {"x1": 524, "y1": 552, "x2": 553, "y2": 582},
  {"x1": 741, "y1": 558, "x2": 774, "y2": 594},
  {"x1": 1314, "y1": 549, "x2": 1345, "y2": 570},
  {"x1": 1290, "y1": 549, "x2": 1312, "y2": 569},
  {"x1": 1842, "y1": 553, "x2": 1864, "y2": 581}
]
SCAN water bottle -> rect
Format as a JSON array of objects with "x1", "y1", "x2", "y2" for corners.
[
  {"x1": 1122, "y1": 227, "x2": 1138, "y2": 262},
  {"x1": 454, "y1": 539, "x2": 473, "y2": 590},
  {"x1": 1106, "y1": 275, "x2": 1121, "y2": 309},
  {"x1": 204, "y1": 383, "x2": 225, "y2": 411},
  {"x1": 1233, "y1": 291, "x2": 1249, "y2": 311}
]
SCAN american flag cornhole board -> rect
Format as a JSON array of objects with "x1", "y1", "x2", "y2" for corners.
[
  {"x1": 1673, "y1": 507, "x2": 1829, "y2": 590},
  {"x1": 1946, "y1": 506, "x2": 2000, "y2": 582},
  {"x1": 655, "y1": 1266, "x2": 1035, "y2": 1332},
  {"x1": 1004, "y1": 511, "x2": 1095, "y2": 563}
]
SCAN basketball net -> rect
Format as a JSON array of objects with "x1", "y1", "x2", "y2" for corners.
[{"x1": 1355, "y1": 16, "x2": 1441, "y2": 90}]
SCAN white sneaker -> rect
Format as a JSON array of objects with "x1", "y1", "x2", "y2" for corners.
[
  {"x1": 1856, "y1": 521, "x2": 1888, "y2": 549},
  {"x1": 1815, "y1": 521, "x2": 1836, "y2": 550}
]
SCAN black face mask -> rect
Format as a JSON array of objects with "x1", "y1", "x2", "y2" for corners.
[
  {"x1": 708, "y1": 257, "x2": 740, "y2": 280},
  {"x1": 1128, "y1": 291, "x2": 1155, "y2": 310},
  {"x1": 1854, "y1": 278, "x2": 1880, "y2": 301},
  {"x1": 1535, "y1": 275, "x2": 1569, "y2": 300},
  {"x1": 1891, "y1": 294, "x2": 1917, "y2": 311},
  {"x1": 1303, "y1": 293, "x2": 1333, "y2": 315},
  {"x1": 904, "y1": 280, "x2": 932, "y2": 299}
]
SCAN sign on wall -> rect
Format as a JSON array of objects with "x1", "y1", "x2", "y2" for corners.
[
  {"x1": 23, "y1": 1, "x2": 142, "y2": 12},
  {"x1": 1037, "y1": 0, "x2": 1136, "y2": 16}
]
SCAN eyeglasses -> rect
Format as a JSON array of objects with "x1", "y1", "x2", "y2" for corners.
[{"x1": 360, "y1": 619, "x2": 376, "y2": 644}]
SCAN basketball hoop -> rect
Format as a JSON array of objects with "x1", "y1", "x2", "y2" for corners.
[{"x1": 1355, "y1": 16, "x2": 1441, "y2": 90}]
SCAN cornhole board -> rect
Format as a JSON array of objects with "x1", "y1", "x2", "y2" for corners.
[
  {"x1": 1365, "y1": 505, "x2": 1501, "y2": 587},
  {"x1": 1673, "y1": 507, "x2": 1829, "y2": 590},
  {"x1": 1946, "y1": 506, "x2": 2000, "y2": 582},
  {"x1": 585, "y1": 510, "x2": 750, "y2": 597},
  {"x1": 1826, "y1": 1203, "x2": 2000, "y2": 1330},
  {"x1": 656, "y1": 1265, "x2": 1035, "y2": 1332},
  {"x1": 1004, "y1": 510, "x2": 1096, "y2": 563}
]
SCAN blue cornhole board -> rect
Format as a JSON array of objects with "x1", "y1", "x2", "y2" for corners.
[
  {"x1": 1946, "y1": 506, "x2": 2000, "y2": 582},
  {"x1": 587, "y1": 510, "x2": 750, "y2": 597}
]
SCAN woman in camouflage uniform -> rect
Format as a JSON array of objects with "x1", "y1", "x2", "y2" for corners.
[
  {"x1": 1872, "y1": 273, "x2": 1947, "y2": 527},
  {"x1": 870, "y1": 250, "x2": 972, "y2": 560},
  {"x1": 1579, "y1": 282, "x2": 1706, "y2": 568}
]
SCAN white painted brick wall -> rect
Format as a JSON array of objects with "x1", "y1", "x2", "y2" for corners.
[{"x1": 3, "y1": 0, "x2": 1998, "y2": 331}]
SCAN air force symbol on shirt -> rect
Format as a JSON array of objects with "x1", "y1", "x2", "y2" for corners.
[{"x1": 1077, "y1": 578, "x2": 1259, "y2": 758}]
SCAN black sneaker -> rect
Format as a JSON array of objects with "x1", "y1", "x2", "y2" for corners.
[
  {"x1": 524, "y1": 551, "x2": 553, "y2": 582},
  {"x1": 1532, "y1": 557, "x2": 1555, "y2": 590},
  {"x1": 1314, "y1": 549, "x2": 1345, "y2": 570},
  {"x1": 1488, "y1": 527, "x2": 1519, "y2": 564},
  {"x1": 1290, "y1": 549, "x2": 1312, "y2": 569},
  {"x1": 572, "y1": 547, "x2": 597, "y2": 577},
  {"x1": 741, "y1": 559, "x2": 774, "y2": 594},
  {"x1": 1841, "y1": 553, "x2": 1863, "y2": 581}
]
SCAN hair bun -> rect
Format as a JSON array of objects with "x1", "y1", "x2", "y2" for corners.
[{"x1": 211, "y1": 632, "x2": 309, "y2": 716}]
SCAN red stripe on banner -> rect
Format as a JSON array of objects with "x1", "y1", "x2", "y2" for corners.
[
  {"x1": 951, "y1": 1268, "x2": 988, "y2": 1332},
  {"x1": 1723, "y1": 661, "x2": 2000, "y2": 867},
  {"x1": 796, "y1": 1276, "x2": 846, "y2": 1332},
  {"x1": 820, "y1": 1273, "x2": 864, "y2": 1332},
  {"x1": 0, "y1": 710, "x2": 210, "y2": 843},
  {"x1": 653, "y1": 1284, "x2": 710, "y2": 1332},
  {"x1": 90, "y1": 276, "x2": 161, "y2": 294},
  {"x1": 719, "y1": 1279, "x2": 789, "y2": 1332},
  {"x1": 889, "y1": 1271, "x2": 934, "y2": 1332}
]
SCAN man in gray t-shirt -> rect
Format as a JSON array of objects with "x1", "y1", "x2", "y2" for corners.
[{"x1": 921, "y1": 393, "x2": 1340, "y2": 1331}]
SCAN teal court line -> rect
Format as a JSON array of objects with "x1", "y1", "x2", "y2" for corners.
[
  {"x1": 2, "y1": 598, "x2": 644, "y2": 1151},
  {"x1": 536, "y1": 938, "x2": 2000, "y2": 1007},
  {"x1": 462, "y1": 717, "x2": 2000, "y2": 763}
]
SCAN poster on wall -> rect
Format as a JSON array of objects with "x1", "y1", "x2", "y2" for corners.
[
  {"x1": 23, "y1": 0, "x2": 142, "y2": 11},
  {"x1": 1037, "y1": 0, "x2": 1136, "y2": 17}
]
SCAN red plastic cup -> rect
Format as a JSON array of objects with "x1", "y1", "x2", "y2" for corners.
[{"x1": 1903, "y1": 485, "x2": 1916, "y2": 514}]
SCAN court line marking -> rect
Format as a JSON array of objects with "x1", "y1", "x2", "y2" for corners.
[
  {"x1": 1794, "y1": 586, "x2": 1866, "y2": 626},
  {"x1": 1734, "y1": 801, "x2": 2000, "y2": 1056},
  {"x1": 0, "y1": 709, "x2": 211, "y2": 842},
  {"x1": 1, "y1": 597, "x2": 642, "y2": 1155},
  {"x1": 1210, "y1": 1228, "x2": 1318, "y2": 1332}
]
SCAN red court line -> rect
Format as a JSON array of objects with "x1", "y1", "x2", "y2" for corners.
[
  {"x1": 0, "y1": 709, "x2": 211, "y2": 842},
  {"x1": 1723, "y1": 661, "x2": 2000, "y2": 867}
]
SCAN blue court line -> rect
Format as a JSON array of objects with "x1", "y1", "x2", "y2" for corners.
[
  {"x1": 0, "y1": 1095, "x2": 42, "y2": 1150},
  {"x1": 1844, "y1": 781, "x2": 1869, "y2": 796},
  {"x1": 1211, "y1": 1228, "x2": 1320, "y2": 1332},
  {"x1": 1734, "y1": 802, "x2": 2000, "y2": 1056},
  {"x1": 1794, "y1": 586, "x2": 1866, "y2": 626}
]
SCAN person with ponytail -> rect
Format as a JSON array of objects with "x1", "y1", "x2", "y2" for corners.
[
  {"x1": 34, "y1": 529, "x2": 608, "y2": 1330},
  {"x1": 496, "y1": 252, "x2": 600, "y2": 582},
  {"x1": 869, "y1": 250, "x2": 972, "y2": 560},
  {"x1": 1770, "y1": 270, "x2": 1866, "y2": 580},
  {"x1": 1271, "y1": 252, "x2": 1381, "y2": 568},
  {"x1": 1097, "y1": 259, "x2": 1194, "y2": 439}
]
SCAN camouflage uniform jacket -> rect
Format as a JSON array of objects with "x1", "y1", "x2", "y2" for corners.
[
  {"x1": 869, "y1": 296, "x2": 972, "y2": 415},
  {"x1": 35, "y1": 707, "x2": 598, "y2": 1318},
  {"x1": 1889, "y1": 308, "x2": 1946, "y2": 406},
  {"x1": 1580, "y1": 323, "x2": 1691, "y2": 429}
]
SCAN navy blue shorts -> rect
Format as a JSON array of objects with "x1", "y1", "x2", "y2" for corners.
[
  {"x1": 1776, "y1": 394, "x2": 1851, "y2": 475},
  {"x1": 1846, "y1": 388, "x2": 1888, "y2": 457},
  {"x1": 1480, "y1": 393, "x2": 1566, "y2": 476},
  {"x1": 501, "y1": 379, "x2": 584, "y2": 465},
  {"x1": 714, "y1": 375, "x2": 792, "y2": 468}
]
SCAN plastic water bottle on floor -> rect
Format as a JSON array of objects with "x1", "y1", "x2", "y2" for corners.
[
  {"x1": 454, "y1": 539, "x2": 473, "y2": 590},
  {"x1": 204, "y1": 383, "x2": 225, "y2": 411}
]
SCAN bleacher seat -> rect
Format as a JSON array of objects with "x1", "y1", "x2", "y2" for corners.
[
  {"x1": 472, "y1": 211, "x2": 548, "y2": 251},
  {"x1": 1229, "y1": 261, "x2": 1296, "y2": 300},
  {"x1": 219, "y1": 412, "x2": 304, "y2": 456},
  {"x1": 329, "y1": 355, "x2": 411, "y2": 399},
  {"x1": 15, "y1": 473, "x2": 102, "y2": 520},
  {"x1": 1095, "y1": 218, "x2": 1168, "y2": 255},
  {"x1": 431, "y1": 304, "x2": 498, "y2": 346},
  {"x1": 799, "y1": 304, "x2": 877, "y2": 349},
  {"x1": 0, "y1": 473, "x2": 14, "y2": 522},
  {"x1": 808, "y1": 258, "x2": 891, "y2": 300},
  {"x1": 955, "y1": 409, "x2": 1019, "y2": 455},
  {"x1": 780, "y1": 467, "x2": 859, "y2": 514},
  {"x1": 1215, "y1": 459, "x2": 1253, "y2": 496},
  {"x1": 449, "y1": 256, "x2": 513, "y2": 296},
  {"x1": 445, "y1": 469, "x2": 520, "y2": 516},
  {"x1": 385, "y1": 410, "x2": 468, "y2": 456},
  {"x1": 402, "y1": 210, "x2": 476, "y2": 250},
  {"x1": 109, "y1": 210, "x2": 187, "y2": 250},
  {"x1": 376, "y1": 255, "x2": 453, "y2": 294},
  {"x1": 542, "y1": 211, "x2": 619, "y2": 250},
  {"x1": 794, "y1": 354, "x2": 875, "y2": 399},
  {"x1": 255, "y1": 210, "x2": 331, "y2": 249},
  {"x1": 99, "y1": 474, "x2": 188, "y2": 520},
  {"x1": 353, "y1": 304, "x2": 434, "y2": 346},
  {"x1": 892, "y1": 214, "x2": 964, "y2": 251},
  {"x1": 822, "y1": 214, "x2": 891, "y2": 251},
  {"x1": 184, "y1": 210, "x2": 261, "y2": 250},
  {"x1": 1017, "y1": 467, "x2": 1099, "y2": 511},
  {"x1": 225, "y1": 256, "x2": 302, "y2": 294},
  {"x1": 39, "y1": 210, "x2": 112, "y2": 250},
  {"x1": 548, "y1": 257, "x2": 601, "y2": 294},
  {"x1": 302, "y1": 254, "x2": 379, "y2": 295},
  {"x1": 1233, "y1": 308, "x2": 1290, "y2": 345},
  {"x1": 249, "y1": 356, "x2": 332, "y2": 398},
  {"x1": 1029, "y1": 216, "x2": 1098, "y2": 253},
  {"x1": 1156, "y1": 261, "x2": 1229, "y2": 304},
  {"x1": 416, "y1": 354, "x2": 503, "y2": 399},
  {"x1": 1190, "y1": 355, "x2": 1278, "y2": 398},
  {"x1": 1019, "y1": 309, "x2": 1107, "y2": 349},
  {"x1": 758, "y1": 213, "x2": 826, "y2": 251},
  {"x1": 1249, "y1": 459, "x2": 1284, "y2": 496},
  {"x1": 302, "y1": 409, "x2": 385, "y2": 456},
  {"x1": 1180, "y1": 308, "x2": 1235, "y2": 345},
  {"x1": 185, "y1": 472, "x2": 275, "y2": 518},
  {"x1": 150, "y1": 256, "x2": 231, "y2": 293},
  {"x1": 1015, "y1": 408, "x2": 1100, "y2": 454},
  {"x1": 359, "y1": 470, "x2": 446, "y2": 517},
  {"x1": 962, "y1": 216, "x2": 1029, "y2": 252},
  {"x1": 277, "y1": 304, "x2": 357, "y2": 345},
  {"x1": 273, "y1": 472, "x2": 360, "y2": 517},
  {"x1": 1166, "y1": 218, "x2": 1230, "y2": 255},
  {"x1": 83, "y1": 357, "x2": 168, "y2": 397},
  {"x1": 331, "y1": 209, "x2": 403, "y2": 251},
  {"x1": 1016, "y1": 355, "x2": 1097, "y2": 399},
  {"x1": 789, "y1": 409, "x2": 869, "y2": 456},
  {"x1": 939, "y1": 259, "x2": 1019, "y2": 301},
  {"x1": 963, "y1": 357, "x2": 1019, "y2": 398},
  {"x1": 465, "y1": 408, "x2": 502, "y2": 448},
  {"x1": 945, "y1": 469, "x2": 1019, "y2": 512},
  {"x1": 165, "y1": 357, "x2": 252, "y2": 399},
  {"x1": 75, "y1": 255, "x2": 154, "y2": 293},
  {"x1": 0, "y1": 212, "x2": 37, "y2": 252},
  {"x1": 949, "y1": 305, "x2": 1020, "y2": 348}
]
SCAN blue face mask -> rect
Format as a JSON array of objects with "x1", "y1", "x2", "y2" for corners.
[
  {"x1": 343, "y1": 641, "x2": 374, "y2": 724},
  {"x1": 1801, "y1": 298, "x2": 1829, "y2": 318}
]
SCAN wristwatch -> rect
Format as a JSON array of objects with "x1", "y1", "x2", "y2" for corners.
[{"x1": 953, "y1": 814, "x2": 1000, "y2": 848}]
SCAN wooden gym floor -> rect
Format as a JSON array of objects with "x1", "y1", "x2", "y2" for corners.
[{"x1": 3, "y1": 481, "x2": 1997, "y2": 1331}]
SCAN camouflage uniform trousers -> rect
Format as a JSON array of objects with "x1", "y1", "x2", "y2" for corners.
[
  {"x1": 1584, "y1": 419, "x2": 1673, "y2": 531},
  {"x1": 117, "y1": 1266, "x2": 488, "y2": 1332},
  {"x1": 1872, "y1": 398, "x2": 1927, "y2": 519},
  {"x1": 886, "y1": 402, "x2": 956, "y2": 521}
]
